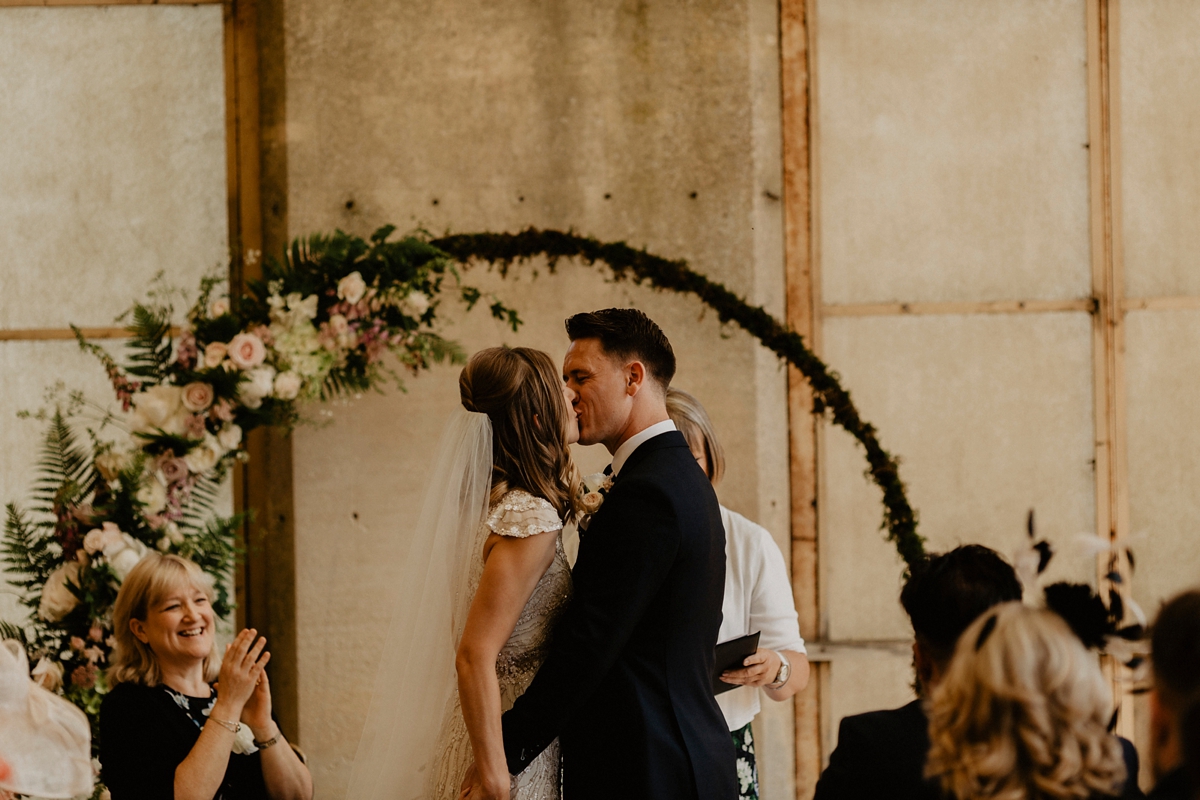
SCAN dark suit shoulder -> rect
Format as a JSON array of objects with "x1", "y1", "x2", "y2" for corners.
[{"x1": 815, "y1": 700, "x2": 938, "y2": 800}]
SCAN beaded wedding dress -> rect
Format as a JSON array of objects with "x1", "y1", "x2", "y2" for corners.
[{"x1": 431, "y1": 488, "x2": 573, "y2": 800}]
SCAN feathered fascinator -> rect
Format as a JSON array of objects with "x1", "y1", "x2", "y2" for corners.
[{"x1": 1004, "y1": 511, "x2": 1149, "y2": 677}]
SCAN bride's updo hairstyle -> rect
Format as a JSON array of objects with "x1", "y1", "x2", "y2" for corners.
[{"x1": 459, "y1": 346, "x2": 580, "y2": 521}]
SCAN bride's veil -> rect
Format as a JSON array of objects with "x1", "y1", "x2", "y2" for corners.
[{"x1": 346, "y1": 408, "x2": 493, "y2": 799}]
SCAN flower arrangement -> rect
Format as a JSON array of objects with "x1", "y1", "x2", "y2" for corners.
[{"x1": 0, "y1": 227, "x2": 518, "y2": 795}]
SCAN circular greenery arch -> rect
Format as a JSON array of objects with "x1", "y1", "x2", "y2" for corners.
[{"x1": 429, "y1": 228, "x2": 925, "y2": 567}]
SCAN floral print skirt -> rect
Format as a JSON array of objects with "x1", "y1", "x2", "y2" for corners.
[{"x1": 731, "y1": 722, "x2": 759, "y2": 800}]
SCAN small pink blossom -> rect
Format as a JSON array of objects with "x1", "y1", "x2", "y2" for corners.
[
  {"x1": 175, "y1": 330, "x2": 198, "y2": 369},
  {"x1": 70, "y1": 663, "x2": 97, "y2": 690},
  {"x1": 69, "y1": 636, "x2": 85, "y2": 651},
  {"x1": 88, "y1": 624, "x2": 105, "y2": 642},
  {"x1": 210, "y1": 398, "x2": 235, "y2": 422},
  {"x1": 83, "y1": 646, "x2": 105, "y2": 664},
  {"x1": 185, "y1": 414, "x2": 206, "y2": 439}
]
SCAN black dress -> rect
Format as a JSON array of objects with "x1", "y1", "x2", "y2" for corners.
[{"x1": 100, "y1": 681, "x2": 268, "y2": 800}]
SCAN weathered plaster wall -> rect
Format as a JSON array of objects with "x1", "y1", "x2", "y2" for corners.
[
  {"x1": 280, "y1": 1, "x2": 793, "y2": 796},
  {"x1": 0, "y1": 6, "x2": 229, "y2": 624}
]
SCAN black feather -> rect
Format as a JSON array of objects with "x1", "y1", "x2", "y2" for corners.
[
  {"x1": 1045, "y1": 582, "x2": 1110, "y2": 649},
  {"x1": 1034, "y1": 541, "x2": 1054, "y2": 574}
]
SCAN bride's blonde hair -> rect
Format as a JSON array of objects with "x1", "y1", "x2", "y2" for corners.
[
  {"x1": 459, "y1": 347, "x2": 580, "y2": 521},
  {"x1": 926, "y1": 602, "x2": 1126, "y2": 800}
]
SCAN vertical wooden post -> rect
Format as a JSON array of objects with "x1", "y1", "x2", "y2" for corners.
[
  {"x1": 1086, "y1": 0, "x2": 1135, "y2": 748},
  {"x1": 781, "y1": 0, "x2": 821, "y2": 794},
  {"x1": 224, "y1": 0, "x2": 300, "y2": 742}
]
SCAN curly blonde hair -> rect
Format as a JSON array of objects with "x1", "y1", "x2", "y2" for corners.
[
  {"x1": 459, "y1": 347, "x2": 580, "y2": 521},
  {"x1": 926, "y1": 602, "x2": 1126, "y2": 800},
  {"x1": 107, "y1": 554, "x2": 220, "y2": 687}
]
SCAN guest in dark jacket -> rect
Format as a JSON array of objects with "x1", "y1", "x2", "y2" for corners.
[
  {"x1": 813, "y1": 545, "x2": 1023, "y2": 800},
  {"x1": 927, "y1": 602, "x2": 1141, "y2": 800},
  {"x1": 1148, "y1": 590, "x2": 1200, "y2": 800},
  {"x1": 100, "y1": 553, "x2": 311, "y2": 800}
]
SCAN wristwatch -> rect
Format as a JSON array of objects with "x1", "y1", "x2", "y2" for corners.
[{"x1": 768, "y1": 652, "x2": 791, "y2": 689}]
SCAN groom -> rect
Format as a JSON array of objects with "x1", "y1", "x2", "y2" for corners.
[{"x1": 492, "y1": 308, "x2": 735, "y2": 799}]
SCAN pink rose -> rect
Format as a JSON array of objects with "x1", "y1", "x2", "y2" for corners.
[
  {"x1": 204, "y1": 342, "x2": 228, "y2": 369},
  {"x1": 158, "y1": 454, "x2": 190, "y2": 484},
  {"x1": 70, "y1": 636, "x2": 85, "y2": 651},
  {"x1": 181, "y1": 382, "x2": 214, "y2": 413},
  {"x1": 227, "y1": 332, "x2": 266, "y2": 370},
  {"x1": 70, "y1": 664, "x2": 97, "y2": 690}
]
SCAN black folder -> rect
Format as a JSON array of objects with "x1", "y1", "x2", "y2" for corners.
[{"x1": 712, "y1": 631, "x2": 761, "y2": 695}]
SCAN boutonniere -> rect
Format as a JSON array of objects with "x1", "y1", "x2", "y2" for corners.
[{"x1": 578, "y1": 471, "x2": 614, "y2": 529}]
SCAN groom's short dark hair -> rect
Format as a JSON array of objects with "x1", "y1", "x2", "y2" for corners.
[
  {"x1": 566, "y1": 308, "x2": 676, "y2": 390},
  {"x1": 900, "y1": 545, "x2": 1022, "y2": 666}
]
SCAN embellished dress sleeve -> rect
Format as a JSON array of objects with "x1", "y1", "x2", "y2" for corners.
[{"x1": 486, "y1": 489, "x2": 563, "y2": 539}]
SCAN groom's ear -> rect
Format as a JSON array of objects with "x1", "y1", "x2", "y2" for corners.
[{"x1": 625, "y1": 360, "x2": 647, "y2": 395}]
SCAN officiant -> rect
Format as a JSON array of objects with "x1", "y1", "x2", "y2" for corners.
[{"x1": 666, "y1": 389, "x2": 810, "y2": 800}]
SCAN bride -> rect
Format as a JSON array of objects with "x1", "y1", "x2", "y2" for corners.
[{"x1": 347, "y1": 346, "x2": 580, "y2": 800}]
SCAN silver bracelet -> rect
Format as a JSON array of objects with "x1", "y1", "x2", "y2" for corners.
[
  {"x1": 253, "y1": 731, "x2": 281, "y2": 750},
  {"x1": 208, "y1": 716, "x2": 241, "y2": 734}
]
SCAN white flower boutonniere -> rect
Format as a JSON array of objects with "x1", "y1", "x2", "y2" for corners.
[{"x1": 578, "y1": 471, "x2": 614, "y2": 530}]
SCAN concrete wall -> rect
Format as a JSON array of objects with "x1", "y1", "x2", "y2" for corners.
[
  {"x1": 0, "y1": 5, "x2": 229, "y2": 623},
  {"x1": 279, "y1": 0, "x2": 795, "y2": 796}
]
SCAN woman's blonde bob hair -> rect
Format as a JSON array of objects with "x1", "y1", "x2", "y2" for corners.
[
  {"x1": 108, "y1": 553, "x2": 220, "y2": 687},
  {"x1": 926, "y1": 602, "x2": 1126, "y2": 800},
  {"x1": 665, "y1": 388, "x2": 725, "y2": 485}
]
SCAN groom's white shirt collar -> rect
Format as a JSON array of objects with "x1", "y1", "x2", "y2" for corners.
[{"x1": 610, "y1": 419, "x2": 677, "y2": 477}]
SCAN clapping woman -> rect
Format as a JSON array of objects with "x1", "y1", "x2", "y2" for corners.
[
  {"x1": 100, "y1": 554, "x2": 312, "y2": 799},
  {"x1": 666, "y1": 389, "x2": 810, "y2": 800}
]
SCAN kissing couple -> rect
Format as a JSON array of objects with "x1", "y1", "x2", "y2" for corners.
[{"x1": 347, "y1": 308, "x2": 737, "y2": 800}]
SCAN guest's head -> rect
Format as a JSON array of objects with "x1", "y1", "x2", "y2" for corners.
[
  {"x1": 1149, "y1": 590, "x2": 1200, "y2": 781},
  {"x1": 564, "y1": 308, "x2": 675, "y2": 450},
  {"x1": 459, "y1": 346, "x2": 580, "y2": 517},
  {"x1": 108, "y1": 553, "x2": 219, "y2": 687},
  {"x1": 899, "y1": 545, "x2": 1022, "y2": 692},
  {"x1": 665, "y1": 388, "x2": 725, "y2": 485},
  {"x1": 1183, "y1": 698, "x2": 1200, "y2": 798},
  {"x1": 926, "y1": 602, "x2": 1126, "y2": 800}
]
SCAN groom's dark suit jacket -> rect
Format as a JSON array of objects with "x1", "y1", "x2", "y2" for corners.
[{"x1": 502, "y1": 430, "x2": 736, "y2": 800}]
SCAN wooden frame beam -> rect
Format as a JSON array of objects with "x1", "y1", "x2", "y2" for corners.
[{"x1": 781, "y1": 0, "x2": 822, "y2": 795}]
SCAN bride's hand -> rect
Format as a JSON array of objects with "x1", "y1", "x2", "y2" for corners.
[{"x1": 459, "y1": 760, "x2": 512, "y2": 800}]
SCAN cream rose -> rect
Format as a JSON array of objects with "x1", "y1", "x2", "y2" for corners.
[
  {"x1": 130, "y1": 385, "x2": 188, "y2": 437},
  {"x1": 31, "y1": 657, "x2": 64, "y2": 692},
  {"x1": 181, "y1": 382, "x2": 215, "y2": 413},
  {"x1": 238, "y1": 365, "x2": 277, "y2": 409},
  {"x1": 204, "y1": 342, "x2": 228, "y2": 369},
  {"x1": 337, "y1": 271, "x2": 367, "y2": 305},
  {"x1": 184, "y1": 434, "x2": 223, "y2": 474},
  {"x1": 399, "y1": 291, "x2": 430, "y2": 318},
  {"x1": 209, "y1": 298, "x2": 230, "y2": 317},
  {"x1": 136, "y1": 475, "x2": 168, "y2": 515},
  {"x1": 286, "y1": 292, "x2": 319, "y2": 321},
  {"x1": 38, "y1": 561, "x2": 82, "y2": 622},
  {"x1": 94, "y1": 449, "x2": 132, "y2": 482},
  {"x1": 227, "y1": 332, "x2": 267, "y2": 370},
  {"x1": 580, "y1": 491, "x2": 604, "y2": 515},
  {"x1": 83, "y1": 521, "x2": 124, "y2": 555},
  {"x1": 328, "y1": 314, "x2": 349, "y2": 335},
  {"x1": 103, "y1": 533, "x2": 148, "y2": 580},
  {"x1": 217, "y1": 423, "x2": 243, "y2": 451},
  {"x1": 582, "y1": 472, "x2": 614, "y2": 494},
  {"x1": 273, "y1": 371, "x2": 302, "y2": 401}
]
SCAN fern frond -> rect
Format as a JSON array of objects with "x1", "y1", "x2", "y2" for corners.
[
  {"x1": 1, "y1": 503, "x2": 57, "y2": 605},
  {"x1": 31, "y1": 413, "x2": 93, "y2": 514},
  {"x1": 122, "y1": 304, "x2": 174, "y2": 383}
]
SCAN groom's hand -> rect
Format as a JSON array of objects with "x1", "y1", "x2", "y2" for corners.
[{"x1": 720, "y1": 647, "x2": 782, "y2": 688}]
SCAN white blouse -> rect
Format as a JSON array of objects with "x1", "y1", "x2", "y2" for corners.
[{"x1": 715, "y1": 505, "x2": 807, "y2": 731}]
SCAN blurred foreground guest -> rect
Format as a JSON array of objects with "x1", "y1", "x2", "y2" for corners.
[
  {"x1": 0, "y1": 638, "x2": 92, "y2": 798},
  {"x1": 101, "y1": 554, "x2": 311, "y2": 800},
  {"x1": 813, "y1": 545, "x2": 1022, "y2": 800},
  {"x1": 1148, "y1": 590, "x2": 1200, "y2": 800},
  {"x1": 927, "y1": 602, "x2": 1139, "y2": 800},
  {"x1": 666, "y1": 389, "x2": 809, "y2": 800}
]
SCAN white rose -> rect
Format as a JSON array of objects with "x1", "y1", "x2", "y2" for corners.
[
  {"x1": 164, "y1": 522, "x2": 185, "y2": 545},
  {"x1": 184, "y1": 434, "x2": 223, "y2": 474},
  {"x1": 582, "y1": 472, "x2": 613, "y2": 493},
  {"x1": 84, "y1": 521, "x2": 124, "y2": 555},
  {"x1": 38, "y1": 561, "x2": 82, "y2": 622},
  {"x1": 328, "y1": 314, "x2": 349, "y2": 335},
  {"x1": 238, "y1": 366, "x2": 277, "y2": 409},
  {"x1": 136, "y1": 475, "x2": 168, "y2": 515},
  {"x1": 157, "y1": 536, "x2": 172, "y2": 552},
  {"x1": 399, "y1": 291, "x2": 430, "y2": 318},
  {"x1": 227, "y1": 332, "x2": 267, "y2": 370},
  {"x1": 209, "y1": 298, "x2": 230, "y2": 318},
  {"x1": 130, "y1": 385, "x2": 187, "y2": 437},
  {"x1": 286, "y1": 292, "x2": 319, "y2": 320},
  {"x1": 104, "y1": 533, "x2": 148, "y2": 581},
  {"x1": 94, "y1": 449, "x2": 132, "y2": 482},
  {"x1": 273, "y1": 371, "x2": 302, "y2": 401},
  {"x1": 337, "y1": 271, "x2": 368, "y2": 305},
  {"x1": 580, "y1": 491, "x2": 604, "y2": 515},
  {"x1": 31, "y1": 657, "x2": 64, "y2": 692},
  {"x1": 217, "y1": 423, "x2": 243, "y2": 451}
]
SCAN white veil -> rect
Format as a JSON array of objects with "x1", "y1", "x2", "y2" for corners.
[{"x1": 346, "y1": 408, "x2": 493, "y2": 799}]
